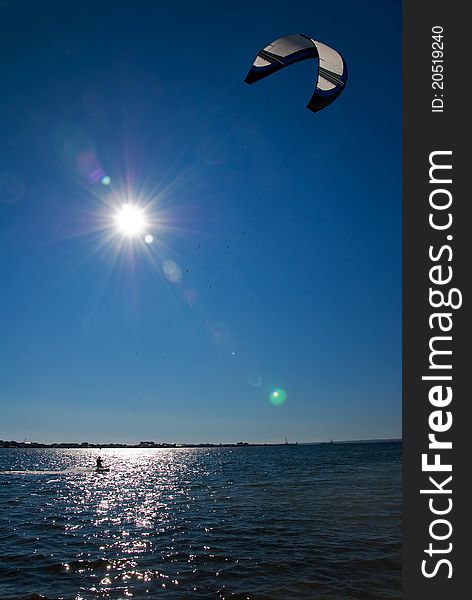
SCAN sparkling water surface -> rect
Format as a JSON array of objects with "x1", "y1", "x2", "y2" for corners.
[{"x1": 0, "y1": 443, "x2": 401, "y2": 599}]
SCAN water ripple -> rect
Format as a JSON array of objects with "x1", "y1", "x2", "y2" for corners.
[{"x1": 0, "y1": 443, "x2": 401, "y2": 599}]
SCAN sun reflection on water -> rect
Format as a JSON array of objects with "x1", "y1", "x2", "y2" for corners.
[{"x1": 56, "y1": 448, "x2": 219, "y2": 596}]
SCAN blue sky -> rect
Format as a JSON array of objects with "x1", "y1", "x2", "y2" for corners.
[{"x1": 0, "y1": 0, "x2": 401, "y2": 443}]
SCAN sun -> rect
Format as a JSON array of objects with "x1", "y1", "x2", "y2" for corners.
[{"x1": 114, "y1": 204, "x2": 147, "y2": 238}]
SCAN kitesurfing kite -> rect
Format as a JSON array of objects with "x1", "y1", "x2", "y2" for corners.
[{"x1": 244, "y1": 33, "x2": 347, "y2": 112}]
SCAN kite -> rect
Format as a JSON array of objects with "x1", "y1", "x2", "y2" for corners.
[{"x1": 244, "y1": 33, "x2": 347, "y2": 112}]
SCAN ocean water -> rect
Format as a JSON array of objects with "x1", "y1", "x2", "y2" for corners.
[{"x1": 0, "y1": 443, "x2": 401, "y2": 600}]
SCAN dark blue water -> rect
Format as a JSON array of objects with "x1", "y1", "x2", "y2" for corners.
[{"x1": 0, "y1": 443, "x2": 401, "y2": 599}]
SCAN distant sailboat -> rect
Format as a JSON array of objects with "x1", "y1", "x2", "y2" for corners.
[{"x1": 321, "y1": 438, "x2": 334, "y2": 445}]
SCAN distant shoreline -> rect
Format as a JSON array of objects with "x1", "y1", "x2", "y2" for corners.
[{"x1": 0, "y1": 439, "x2": 401, "y2": 449}]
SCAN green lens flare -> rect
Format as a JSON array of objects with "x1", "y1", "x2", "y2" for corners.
[{"x1": 270, "y1": 388, "x2": 287, "y2": 406}]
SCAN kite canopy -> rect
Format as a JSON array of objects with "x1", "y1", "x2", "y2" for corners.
[{"x1": 244, "y1": 33, "x2": 348, "y2": 113}]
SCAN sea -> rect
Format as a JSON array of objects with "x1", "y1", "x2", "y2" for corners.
[{"x1": 0, "y1": 442, "x2": 401, "y2": 600}]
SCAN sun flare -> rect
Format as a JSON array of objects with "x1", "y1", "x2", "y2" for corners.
[{"x1": 115, "y1": 204, "x2": 147, "y2": 238}]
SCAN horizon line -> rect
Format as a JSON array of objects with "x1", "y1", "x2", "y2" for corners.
[{"x1": 0, "y1": 437, "x2": 402, "y2": 448}]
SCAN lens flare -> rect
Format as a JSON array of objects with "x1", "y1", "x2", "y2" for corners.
[
  {"x1": 247, "y1": 370, "x2": 262, "y2": 387},
  {"x1": 183, "y1": 288, "x2": 198, "y2": 306},
  {"x1": 144, "y1": 234, "x2": 154, "y2": 244},
  {"x1": 162, "y1": 260, "x2": 182, "y2": 284},
  {"x1": 270, "y1": 388, "x2": 287, "y2": 406}
]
